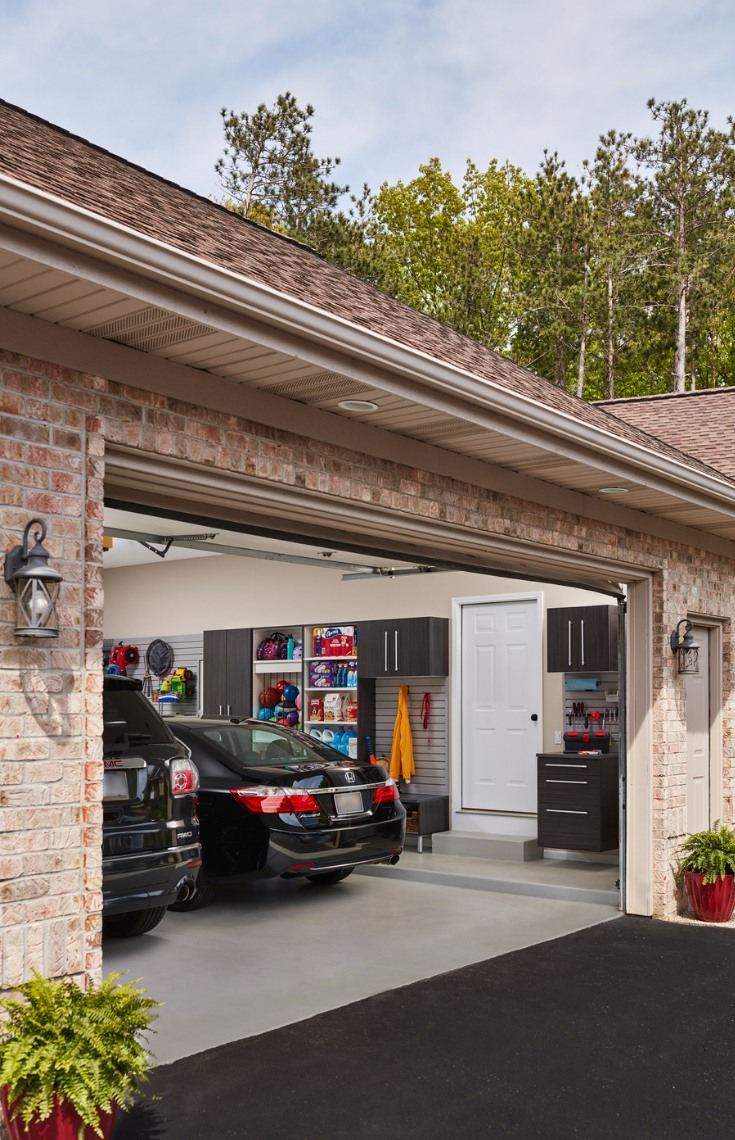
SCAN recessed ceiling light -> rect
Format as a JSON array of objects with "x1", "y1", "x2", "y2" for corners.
[
  {"x1": 338, "y1": 399, "x2": 379, "y2": 412},
  {"x1": 598, "y1": 487, "x2": 629, "y2": 493}
]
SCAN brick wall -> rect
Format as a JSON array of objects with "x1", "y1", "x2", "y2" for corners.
[{"x1": 1, "y1": 347, "x2": 733, "y2": 986}]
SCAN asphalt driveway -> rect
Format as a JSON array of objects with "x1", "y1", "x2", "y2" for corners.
[{"x1": 115, "y1": 915, "x2": 735, "y2": 1140}]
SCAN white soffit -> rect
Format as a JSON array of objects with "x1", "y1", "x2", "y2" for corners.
[{"x1": 1, "y1": 235, "x2": 735, "y2": 541}]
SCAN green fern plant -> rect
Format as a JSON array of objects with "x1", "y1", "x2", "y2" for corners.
[
  {"x1": 677, "y1": 822, "x2": 735, "y2": 885},
  {"x1": 0, "y1": 971, "x2": 160, "y2": 1139}
]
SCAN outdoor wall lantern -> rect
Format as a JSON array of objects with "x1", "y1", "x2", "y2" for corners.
[
  {"x1": 3, "y1": 518, "x2": 63, "y2": 638},
  {"x1": 670, "y1": 619, "x2": 699, "y2": 674}
]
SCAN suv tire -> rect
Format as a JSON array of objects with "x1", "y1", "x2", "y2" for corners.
[
  {"x1": 103, "y1": 905, "x2": 167, "y2": 939},
  {"x1": 306, "y1": 867, "x2": 355, "y2": 885},
  {"x1": 168, "y1": 867, "x2": 216, "y2": 912}
]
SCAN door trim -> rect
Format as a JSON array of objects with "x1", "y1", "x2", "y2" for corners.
[
  {"x1": 686, "y1": 614, "x2": 724, "y2": 827},
  {"x1": 451, "y1": 592, "x2": 544, "y2": 825}
]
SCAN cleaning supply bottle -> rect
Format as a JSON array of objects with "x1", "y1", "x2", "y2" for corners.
[
  {"x1": 287, "y1": 636, "x2": 294, "y2": 660},
  {"x1": 314, "y1": 627, "x2": 322, "y2": 657}
]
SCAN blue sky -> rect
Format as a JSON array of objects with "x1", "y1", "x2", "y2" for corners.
[{"x1": 1, "y1": 0, "x2": 734, "y2": 202}]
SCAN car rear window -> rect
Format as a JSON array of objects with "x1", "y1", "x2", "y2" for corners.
[
  {"x1": 199, "y1": 724, "x2": 338, "y2": 766},
  {"x1": 103, "y1": 689, "x2": 174, "y2": 750}
]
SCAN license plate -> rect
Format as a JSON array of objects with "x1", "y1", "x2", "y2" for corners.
[
  {"x1": 334, "y1": 790, "x2": 364, "y2": 815},
  {"x1": 103, "y1": 770, "x2": 129, "y2": 801}
]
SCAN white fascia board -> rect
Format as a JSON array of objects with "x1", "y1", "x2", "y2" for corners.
[{"x1": 1, "y1": 170, "x2": 735, "y2": 516}]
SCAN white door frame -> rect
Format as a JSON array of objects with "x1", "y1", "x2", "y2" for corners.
[
  {"x1": 686, "y1": 613, "x2": 724, "y2": 827},
  {"x1": 451, "y1": 592, "x2": 544, "y2": 834}
]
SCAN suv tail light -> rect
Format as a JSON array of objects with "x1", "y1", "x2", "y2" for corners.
[
  {"x1": 232, "y1": 786, "x2": 320, "y2": 814},
  {"x1": 374, "y1": 779, "x2": 398, "y2": 804},
  {"x1": 169, "y1": 757, "x2": 200, "y2": 796}
]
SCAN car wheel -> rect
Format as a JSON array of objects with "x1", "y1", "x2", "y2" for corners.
[
  {"x1": 306, "y1": 867, "x2": 355, "y2": 885},
  {"x1": 168, "y1": 866, "x2": 217, "y2": 912},
  {"x1": 103, "y1": 905, "x2": 168, "y2": 939}
]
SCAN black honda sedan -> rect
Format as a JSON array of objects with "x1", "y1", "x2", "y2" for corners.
[{"x1": 168, "y1": 718, "x2": 405, "y2": 910}]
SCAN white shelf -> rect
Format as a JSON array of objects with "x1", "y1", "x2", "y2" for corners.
[
  {"x1": 253, "y1": 661, "x2": 303, "y2": 674},
  {"x1": 305, "y1": 656, "x2": 357, "y2": 662},
  {"x1": 305, "y1": 686, "x2": 356, "y2": 692},
  {"x1": 305, "y1": 720, "x2": 357, "y2": 726}
]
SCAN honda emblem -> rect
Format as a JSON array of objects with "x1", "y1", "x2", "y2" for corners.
[{"x1": 345, "y1": 771, "x2": 356, "y2": 784}]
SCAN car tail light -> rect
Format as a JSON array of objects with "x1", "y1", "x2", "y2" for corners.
[
  {"x1": 170, "y1": 757, "x2": 200, "y2": 796},
  {"x1": 231, "y1": 786, "x2": 320, "y2": 814},
  {"x1": 374, "y1": 779, "x2": 398, "y2": 804}
]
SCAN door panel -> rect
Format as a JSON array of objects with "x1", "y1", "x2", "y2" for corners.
[
  {"x1": 355, "y1": 619, "x2": 391, "y2": 677},
  {"x1": 202, "y1": 629, "x2": 227, "y2": 717},
  {"x1": 462, "y1": 599, "x2": 541, "y2": 813},
  {"x1": 686, "y1": 626, "x2": 710, "y2": 833},
  {"x1": 226, "y1": 628, "x2": 251, "y2": 718}
]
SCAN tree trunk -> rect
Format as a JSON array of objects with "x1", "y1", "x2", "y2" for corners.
[
  {"x1": 607, "y1": 273, "x2": 615, "y2": 400},
  {"x1": 673, "y1": 281, "x2": 687, "y2": 391},
  {"x1": 577, "y1": 314, "x2": 587, "y2": 399},
  {"x1": 689, "y1": 331, "x2": 696, "y2": 391}
]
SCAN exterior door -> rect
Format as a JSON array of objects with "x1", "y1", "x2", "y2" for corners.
[
  {"x1": 686, "y1": 625, "x2": 710, "y2": 833},
  {"x1": 461, "y1": 598, "x2": 542, "y2": 813}
]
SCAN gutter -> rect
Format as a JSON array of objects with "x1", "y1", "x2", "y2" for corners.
[{"x1": 1, "y1": 171, "x2": 735, "y2": 518}]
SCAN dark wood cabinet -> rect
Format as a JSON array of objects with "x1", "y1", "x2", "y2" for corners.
[
  {"x1": 546, "y1": 605, "x2": 618, "y2": 672},
  {"x1": 203, "y1": 628, "x2": 252, "y2": 717},
  {"x1": 357, "y1": 616, "x2": 448, "y2": 678},
  {"x1": 537, "y1": 753, "x2": 619, "y2": 852}
]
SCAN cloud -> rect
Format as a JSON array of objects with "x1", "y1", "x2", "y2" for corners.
[{"x1": 1, "y1": 0, "x2": 734, "y2": 202}]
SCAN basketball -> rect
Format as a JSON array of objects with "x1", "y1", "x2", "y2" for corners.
[{"x1": 260, "y1": 687, "x2": 280, "y2": 709}]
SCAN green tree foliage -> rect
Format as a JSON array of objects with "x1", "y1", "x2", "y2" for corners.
[
  {"x1": 0, "y1": 971, "x2": 159, "y2": 1139},
  {"x1": 214, "y1": 95, "x2": 735, "y2": 398}
]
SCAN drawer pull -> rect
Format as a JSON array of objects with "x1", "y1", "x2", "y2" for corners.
[
  {"x1": 546, "y1": 763, "x2": 587, "y2": 769},
  {"x1": 546, "y1": 808, "x2": 588, "y2": 815},
  {"x1": 546, "y1": 779, "x2": 587, "y2": 784}
]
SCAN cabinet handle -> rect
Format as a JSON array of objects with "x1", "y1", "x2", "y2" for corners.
[
  {"x1": 219, "y1": 705, "x2": 223, "y2": 716},
  {"x1": 580, "y1": 619, "x2": 585, "y2": 666},
  {"x1": 384, "y1": 631, "x2": 388, "y2": 672},
  {"x1": 546, "y1": 763, "x2": 587, "y2": 769},
  {"x1": 394, "y1": 630, "x2": 399, "y2": 671},
  {"x1": 568, "y1": 621, "x2": 572, "y2": 667},
  {"x1": 227, "y1": 705, "x2": 231, "y2": 716},
  {"x1": 546, "y1": 779, "x2": 588, "y2": 785},
  {"x1": 546, "y1": 808, "x2": 588, "y2": 815}
]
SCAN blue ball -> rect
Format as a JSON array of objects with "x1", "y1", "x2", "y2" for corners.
[
  {"x1": 283, "y1": 685, "x2": 299, "y2": 702},
  {"x1": 258, "y1": 708, "x2": 274, "y2": 720}
]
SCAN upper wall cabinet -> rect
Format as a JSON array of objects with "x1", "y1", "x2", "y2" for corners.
[
  {"x1": 358, "y1": 617, "x2": 449, "y2": 678},
  {"x1": 547, "y1": 606, "x2": 618, "y2": 673},
  {"x1": 203, "y1": 627, "x2": 252, "y2": 717}
]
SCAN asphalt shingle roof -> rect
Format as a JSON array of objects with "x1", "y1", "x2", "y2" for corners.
[
  {"x1": 597, "y1": 388, "x2": 735, "y2": 479},
  {"x1": 0, "y1": 97, "x2": 733, "y2": 489}
]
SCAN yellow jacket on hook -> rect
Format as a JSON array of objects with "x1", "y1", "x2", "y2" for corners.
[{"x1": 389, "y1": 685, "x2": 414, "y2": 782}]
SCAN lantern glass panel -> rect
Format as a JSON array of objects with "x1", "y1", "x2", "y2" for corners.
[
  {"x1": 15, "y1": 577, "x2": 60, "y2": 637},
  {"x1": 677, "y1": 644, "x2": 699, "y2": 674}
]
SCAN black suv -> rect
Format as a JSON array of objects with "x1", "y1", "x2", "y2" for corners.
[{"x1": 102, "y1": 675, "x2": 201, "y2": 938}]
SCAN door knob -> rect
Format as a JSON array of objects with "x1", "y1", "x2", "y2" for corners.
[{"x1": 531, "y1": 714, "x2": 538, "y2": 722}]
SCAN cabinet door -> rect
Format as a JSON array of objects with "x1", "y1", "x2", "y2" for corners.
[
  {"x1": 355, "y1": 619, "x2": 392, "y2": 677},
  {"x1": 547, "y1": 608, "x2": 576, "y2": 672},
  {"x1": 225, "y1": 628, "x2": 252, "y2": 718},
  {"x1": 202, "y1": 629, "x2": 227, "y2": 716},
  {"x1": 578, "y1": 606, "x2": 618, "y2": 672},
  {"x1": 393, "y1": 617, "x2": 448, "y2": 676}
]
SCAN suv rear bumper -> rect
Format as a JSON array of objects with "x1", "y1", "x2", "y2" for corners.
[{"x1": 103, "y1": 843, "x2": 201, "y2": 916}]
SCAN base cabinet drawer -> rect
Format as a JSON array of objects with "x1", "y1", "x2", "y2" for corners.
[
  {"x1": 537, "y1": 804, "x2": 604, "y2": 852},
  {"x1": 537, "y1": 753, "x2": 619, "y2": 852}
]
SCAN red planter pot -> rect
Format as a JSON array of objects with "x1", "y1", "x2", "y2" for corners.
[
  {"x1": 2, "y1": 1089, "x2": 119, "y2": 1140},
  {"x1": 684, "y1": 870, "x2": 735, "y2": 923}
]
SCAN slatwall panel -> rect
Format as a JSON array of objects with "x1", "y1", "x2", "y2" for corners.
[
  {"x1": 103, "y1": 634, "x2": 204, "y2": 715},
  {"x1": 374, "y1": 677, "x2": 448, "y2": 794}
]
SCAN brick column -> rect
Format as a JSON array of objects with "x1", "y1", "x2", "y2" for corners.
[{"x1": 0, "y1": 350, "x2": 103, "y2": 988}]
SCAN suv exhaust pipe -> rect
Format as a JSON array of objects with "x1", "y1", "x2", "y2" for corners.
[
  {"x1": 389, "y1": 854, "x2": 400, "y2": 865},
  {"x1": 176, "y1": 878, "x2": 196, "y2": 902}
]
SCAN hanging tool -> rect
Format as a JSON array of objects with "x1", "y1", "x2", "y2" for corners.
[
  {"x1": 365, "y1": 736, "x2": 376, "y2": 765},
  {"x1": 421, "y1": 693, "x2": 431, "y2": 745}
]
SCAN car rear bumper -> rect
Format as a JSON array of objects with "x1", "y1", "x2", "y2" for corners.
[
  {"x1": 213, "y1": 815, "x2": 406, "y2": 882},
  {"x1": 103, "y1": 843, "x2": 202, "y2": 916}
]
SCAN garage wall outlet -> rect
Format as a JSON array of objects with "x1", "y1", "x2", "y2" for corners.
[{"x1": 554, "y1": 730, "x2": 562, "y2": 744}]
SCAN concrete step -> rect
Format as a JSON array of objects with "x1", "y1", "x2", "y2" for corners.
[
  {"x1": 357, "y1": 851, "x2": 620, "y2": 907},
  {"x1": 433, "y1": 830, "x2": 543, "y2": 862}
]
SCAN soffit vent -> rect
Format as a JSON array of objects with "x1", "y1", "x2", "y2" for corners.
[
  {"x1": 401, "y1": 418, "x2": 486, "y2": 444},
  {"x1": 263, "y1": 372, "x2": 373, "y2": 404},
  {"x1": 512, "y1": 454, "x2": 578, "y2": 473},
  {"x1": 87, "y1": 307, "x2": 216, "y2": 352}
]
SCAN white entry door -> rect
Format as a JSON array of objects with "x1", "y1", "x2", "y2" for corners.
[
  {"x1": 461, "y1": 598, "x2": 542, "y2": 813},
  {"x1": 686, "y1": 625, "x2": 710, "y2": 833}
]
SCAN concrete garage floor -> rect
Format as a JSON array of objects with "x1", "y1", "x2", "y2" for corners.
[{"x1": 104, "y1": 868, "x2": 619, "y2": 1065}]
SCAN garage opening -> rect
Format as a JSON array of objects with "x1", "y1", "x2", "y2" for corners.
[{"x1": 102, "y1": 500, "x2": 625, "y2": 891}]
